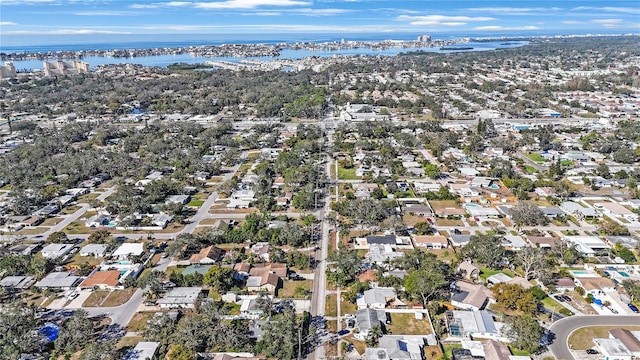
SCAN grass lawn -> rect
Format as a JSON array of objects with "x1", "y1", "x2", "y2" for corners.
[
  {"x1": 17, "y1": 227, "x2": 49, "y2": 235},
  {"x1": 42, "y1": 217, "x2": 64, "y2": 226},
  {"x1": 541, "y1": 296, "x2": 569, "y2": 314},
  {"x1": 442, "y1": 343, "x2": 462, "y2": 358},
  {"x1": 344, "y1": 334, "x2": 366, "y2": 354},
  {"x1": 126, "y1": 312, "x2": 155, "y2": 332},
  {"x1": 60, "y1": 205, "x2": 82, "y2": 215},
  {"x1": 338, "y1": 166, "x2": 360, "y2": 180},
  {"x1": 526, "y1": 153, "x2": 546, "y2": 164},
  {"x1": 428, "y1": 200, "x2": 459, "y2": 210},
  {"x1": 117, "y1": 336, "x2": 143, "y2": 350},
  {"x1": 508, "y1": 346, "x2": 531, "y2": 356},
  {"x1": 524, "y1": 165, "x2": 538, "y2": 174},
  {"x1": 479, "y1": 267, "x2": 515, "y2": 281},
  {"x1": 435, "y1": 218, "x2": 464, "y2": 226},
  {"x1": 279, "y1": 279, "x2": 313, "y2": 299},
  {"x1": 68, "y1": 252, "x2": 102, "y2": 267},
  {"x1": 83, "y1": 290, "x2": 111, "y2": 307},
  {"x1": 164, "y1": 266, "x2": 185, "y2": 280},
  {"x1": 568, "y1": 326, "x2": 640, "y2": 350},
  {"x1": 102, "y1": 288, "x2": 137, "y2": 307},
  {"x1": 78, "y1": 193, "x2": 101, "y2": 202},
  {"x1": 64, "y1": 220, "x2": 90, "y2": 234},
  {"x1": 387, "y1": 313, "x2": 432, "y2": 335},
  {"x1": 325, "y1": 294, "x2": 338, "y2": 317},
  {"x1": 187, "y1": 199, "x2": 205, "y2": 207},
  {"x1": 561, "y1": 159, "x2": 574, "y2": 166},
  {"x1": 341, "y1": 297, "x2": 357, "y2": 316}
]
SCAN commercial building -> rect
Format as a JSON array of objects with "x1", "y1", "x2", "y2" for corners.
[
  {"x1": 0, "y1": 62, "x2": 16, "y2": 79},
  {"x1": 43, "y1": 60, "x2": 90, "y2": 77}
]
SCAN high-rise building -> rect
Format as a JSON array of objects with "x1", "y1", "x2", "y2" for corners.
[
  {"x1": 0, "y1": 62, "x2": 17, "y2": 79},
  {"x1": 417, "y1": 35, "x2": 432, "y2": 42},
  {"x1": 43, "y1": 60, "x2": 90, "y2": 76}
]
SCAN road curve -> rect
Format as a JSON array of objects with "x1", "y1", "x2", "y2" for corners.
[{"x1": 549, "y1": 315, "x2": 640, "y2": 360}]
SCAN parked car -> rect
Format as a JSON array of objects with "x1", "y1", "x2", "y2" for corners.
[
  {"x1": 627, "y1": 304, "x2": 639, "y2": 313},
  {"x1": 555, "y1": 295, "x2": 565, "y2": 302},
  {"x1": 608, "y1": 307, "x2": 618, "y2": 314},
  {"x1": 586, "y1": 349, "x2": 599, "y2": 355}
]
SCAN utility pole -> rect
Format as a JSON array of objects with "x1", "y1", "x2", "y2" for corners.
[{"x1": 298, "y1": 324, "x2": 302, "y2": 360}]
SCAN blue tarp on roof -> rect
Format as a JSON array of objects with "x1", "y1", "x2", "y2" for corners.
[{"x1": 39, "y1": 323, "x2": 59, "y2": 342}]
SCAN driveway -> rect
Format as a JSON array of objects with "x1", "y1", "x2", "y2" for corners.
[{"x1": 65, "y1": 288, "x2": 93, "y2": 308}]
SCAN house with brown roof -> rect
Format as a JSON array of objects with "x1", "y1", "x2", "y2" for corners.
[
  {"x1": 451, "y1": 281, "x2": 494, "y2": 311},
  {"x1": 245, "y1": 263, "x2": 286, "y2": 293},
  {"x1": 433, "y1": 207, "x2": 466, "y2": 218},
  {"x1": 526, "y1": 236, "x2": 556, "y2": 249},
  {"x1": 412, "y1": 235, "x2": 448, "y2": 249},
  {"x1": 80, "y1": 270, "x2": 122, "y2": 290},
  {"x1": 609, "y1": 328, "x2": 640, "y2": 357},
  {"x1": 554, "y1": 277, "x2": 576, "y2": 292},
  {"x1": 574, "y1": 276, "x2": 616, "y2": 295},
  {"x1": 189, "y1": 246, "x2": 225, "y2": 264}
]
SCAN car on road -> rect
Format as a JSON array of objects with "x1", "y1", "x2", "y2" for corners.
[
  {"x1": 337, "y1": 329, "x2": 350, "y2": 336},
  {"x1": 555, "y1": 295, "x2": 565, "y2": 302},
  {"x1": 607, "y1": 306, "x2": 618, "y2": 314},
  {"x1": 586, "y1": 349, "x2": 599, "y2": 355},
  {"x1": 628, "y1": 304, "x2": 639, "y2": 313}
]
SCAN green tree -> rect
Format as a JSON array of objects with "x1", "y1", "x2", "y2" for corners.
[
  {"x1": 137, "y1": 270, "x2": 165, "y2": 300},
  {"x1": 55, "y1": 310, "x2": 94, "y2": 354},
  {"x1": 203, "y1": 266, "x2": 235, "y2": 293},
  {"x1": 503, "y1": 315, "x2": 544, "y2": 353},
  {"x1": 326, "y1": 243, "x2": 362, "y2": 287},
  {"x1": 258, "y1": 308, "x2": 299, "y2": 359},
  {"x1": 87, "y1": 229, "x2": 112, "y2": 244},
  {"x1": 365, "y1": 325, "x2": 383, "y2": 346},
  {"x1": 79, "y1": 341, "x2": 121, "y2": 360},
  {"x1": 47, "y1": 231, "x2": 68, "y2": 243},
  {"x1": 424, "y1": 164, "x2": 442, "y2": 179},
  {"x1": 404, "y1": 269, "x2": 447, "y2": 306},
  {"x1": 0, "y1": 302, "x2": 40, "y2": 357},
  {"x1": 460, "y1": 234, "x2": 506, "y2": 269}
]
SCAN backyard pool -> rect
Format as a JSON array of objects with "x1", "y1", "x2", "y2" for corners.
[
  {"x1": 490, "y1": 184, "x2": 500, "y2": 189},
  {"x1": 619, "y1": 272, "x2": 630, "y2": 277}
]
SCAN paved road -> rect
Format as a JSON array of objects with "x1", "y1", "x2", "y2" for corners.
[
  {"x1": 42, "y1": 203, "x2": 90, "y2": 238},
  {"x1": 549, "y1": 315, "x2": 640, "y2": 360}
]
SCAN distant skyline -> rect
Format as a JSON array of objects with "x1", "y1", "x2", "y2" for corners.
[{"x1": 1, "y1": 0, "x2": 639, "y2": 46}]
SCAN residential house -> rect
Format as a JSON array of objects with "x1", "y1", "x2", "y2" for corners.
[
  {"x1": 358, "y1": 235, "x2": 413, "y2": 249},
  {"x1": 365, "y1": 336, "x2": 425, "y2": 360},
  {"x1": 151, "y1": 213, "x2": 173, "y2": 228},
  {"x1": 240, "y1": 297, "x2": 265, "y2": 319},
  {"x1": 593, "y1": 338, "x2": 633, "y2": 360},
  {"x1": 80, "y1": 270, "x2": 122, "y2": 290},
  {"x1": 80, "y1": 244, "x2": 108, "y2": 258},
  {"x1": 0, "y1": 275, "x2": 36, "y2": 291},
  {"x1": 459, "y1": 340, "x2": 512, "y2": 360},
  {"x1": 451, "y1": 281, "x2": 494, "y2": 311},
  {"x1": 355, "y1": 308, "x2": 387, "y2": 341},
  {"x1": 560, "y1": 201, "x2": 599, "y2": 219},
  {"x1": 413, "y1": 181, "x2": 441, "y2": 193},
  {"x1": 446, "y1": 310, "x2": 506, "y2": 341},
  {"x1": 595, "y1": 202, "x2": 639, "y2": 222},
  {"x1": 502, "y1": 236, "x2": 526, "y2": 251},
  {"x1": 86, "y1": 213, "x2": 110, "y2": 227},
  {"x1": 124, "y1": 342, "x2": 160, "y2": 360},
  {"x1": 356, "y1": 287, "x2": 400, "y2": 310},
  {"x1": 554, "y1": 277, "x2": 576, "y2": 292},
  {"x1": 157, "y1": 287, "x2": 202, "y2": 309},
  {"x1": 525, "y1": 236, "x2": 556, "y2": 249},
  {"x1": 35, "y1": 203, "x2": 59, "y2": 217},
  {"x1": 41, "y1": 243, "x2": 76, "y2": 260},
  {"x1": 165, "y1": 195, "x2": 190, "y2": 205},
  {"x1": 35, "y1": 272, "x2": 82, "y2": 290},
  {"x1": 189, "y1": 246, "x2": 225, "y2": 264},
  {"x1": 402, "y1": 203, "x2": 433, "y2": 217},
  {"x1": 608, "y1": 329, "x2": 640, "y2": 358},
  {"x1": 564, "y1": 236, "x2": 610, "y2": 256},
  {"x1": 112, "y1": 243, "x2": 145, "y2": 260},
  {"x1": 535, "y1": 187, "x2": 556, "y2": 198},
  {"x1": 470, "y1": 177, "x2": 494, "y2": 188},
  {"x1": 246, "y1": 263, "x2": 285, "y2": 293},
  {"x1": 367, "y1": 244, "x2": 404, "y2": 265},
  {"x1": 574, "y1": 277, "x2": 616, "y2": 295},
  {"x1": 412, "y1": 235, "x2": 448, "y2": 249},
  {"x1": 538, "y1": 207, "x2": 565, "y2": 219},
  {"x1": 250, "y1": 242, "x2": 271, "y2": 262},
  {"x1": 464, "y1": 204, "x2": 500, "y2": 218},
  {"x1": 20, "y1": 215, "x2": 43, "y2": 227},
  {"x1": 450, "y1": 234, "x2": 472, "y2": 248},
  {"x1": 233, "y1": 263, "x2": 252, "y2": 280}
]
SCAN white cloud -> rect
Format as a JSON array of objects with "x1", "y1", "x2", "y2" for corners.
[
  {"x1": 242, "y1": 11, "x2": 282, "y2": 16},
  {"x1": 0, "y1": 0, "x2": 57, "y2": 4},
  {"x1": 474, "y1": 25, "x2": 539, "y2": 31},
  {"x1": 396, "y1": 14, "x2": 493, "y2": 26},
  {"x1": 73, "y1": 11, "x2": 140, "y2": 16},
  {"x1": 573, "y1": 6, "x2": 640, "y2": 15},
  {"x1": 561, "y1": 21, "x2": 581, "y2": 25},
  {"x1": 0, "y1": 22, "x2": 19, "y2": 26},
  {"x1": 290, "y1": 8, "x2": 352, "y2": 16},
  {"x1": 466, "y1": 7, "x2": 562, "y2": 15},
  {"x1": 3, "y1": 29, "x2": 132, "y2": 35},
  {"x1": 591, "y1": 19, "x2": 625, "y2": 28},
  {"x1": 194, "y1": 0, "x2": 311, "y2": 9}
]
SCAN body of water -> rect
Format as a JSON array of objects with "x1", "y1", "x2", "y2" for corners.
[{"x1": 6, "y1": 41, "x2": 528, "y2": 72}]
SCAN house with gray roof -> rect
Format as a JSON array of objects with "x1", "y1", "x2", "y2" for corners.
[
  {"x1": 41, "y1": 243, "x2": 76, "y2": 259},
  {"x1": 35, "y1": 272, "x2": 82, "y2": 290},
  {"x1": 365, "y1": 336, "x2": 425, "y2": 360},
  {"x1": 80, "y1": 244, "x2": 108, "y2": 258},
  {"x1": 355, "y1": 308, "x2": 387, "y2": 341},
  {"x1": 157, "y1": 287, "x2": 202, "y2": 309},
  {"x1": 446, "y1": 310, "x2": 506, "y2": 341},
  {"x1": 560, "y1": 201, "x2": 599, "y2": 219},
  {"x1": 357, "y1": 287, "x2": 399, "y2": 310}
]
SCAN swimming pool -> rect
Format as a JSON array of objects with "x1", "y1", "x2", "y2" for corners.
[
  {"x1": 619, "y1": 272, "x2": 630, "y2": 277},
  {"x1": 490, "y1": 184, "x2": 500, "y2": 189},
  {"x1": 465, "y1": 203, "x2": 480, "y2": 208},
  {"x1": 571, "y1": 270, "x2": 590, "y2": 275}
]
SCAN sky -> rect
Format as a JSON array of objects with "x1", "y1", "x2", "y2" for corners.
[{"x1": 1, "y1": 0, "x2": 639, "y2": 45}]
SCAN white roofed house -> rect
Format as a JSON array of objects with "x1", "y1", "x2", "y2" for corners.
[
  {"x1": 157, "y1": 287, "x2": 202, "y2": 309},
  {"x1": 41, "y1": 243, "x2": 76, "y2": 260},
  {"x1": 356, "y1": 287, "x2": 402, "y2": 310},
  {"x1": 563, "y1": 236, "x2": 610, "y2": 256},
  {"x1": 560, "y1": 201, "x2": 599, "y2": 219},
  {"x1": 595, "y1": 202, "x2": 639, "y2": 222},
  {"x1": 80, "y1": 244, "x2": 108, "y2": 258},
  {"x1": 112, "y1": 243, "x2": 145, "y2": 260}
]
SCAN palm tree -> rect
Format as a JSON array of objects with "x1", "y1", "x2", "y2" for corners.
[{"x1": 365, "y1": 325, "x2": 383, "y2": 347}]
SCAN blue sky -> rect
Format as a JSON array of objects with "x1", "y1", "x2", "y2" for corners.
[{"x1": 1, "y1": 0, "x2": 639, "y2": 40}]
